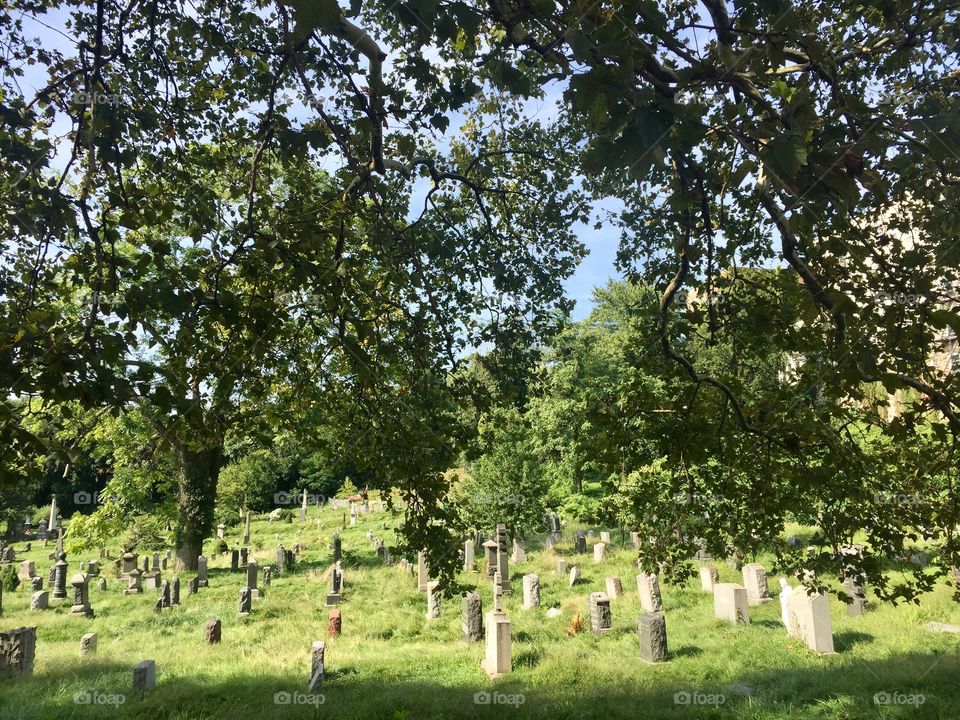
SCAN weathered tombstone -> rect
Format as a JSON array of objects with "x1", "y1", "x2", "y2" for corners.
[
  {"x1": 47, "y1": 565, "x2": 55, "y2": 587},
  {"x1": 151, "y1": 552, "x2": 160, "y2": 572},
  {"x1": 308, "y1": 641, "x2": 325, "y2": 693},
  {"x1": 187, "y1": 577, "x2": 198, "y2": 595},
  {"x1": 556, "y1": 558, "x2": 567, "y2": 576},
  {"x1": 121, "y1": 552, "x2": 138, "y2": 578},
  {"x1": 263, "y1": 565, "x2": 271, "y2": 587},
  {"x1": 125, "y1": 569, "x2": 143, "y2": 595},
  {"x1": 238, "y1": 587, "x2": 252, "y2": 618},
  {"x1": 742, "y1": 563, "x2": 772, "y2": 605},
  {"x1": 463, "y1": 539, "x2": 475, "y2": 571},
  {"x1": 599, "y1": 531, "x2": 611, "y2": 543},
  {"x1": 636, "y1": 572, "x2": 663, "y2": 613},
  {"x1": 328, "y1": 609, "x2": 342, "y2": 638},
  {"x1": 568, "y1": 566, "x2": 581, "y2": 587},
  {"x1": 247, "y1": 560, "x2": 259, "y2": 599},
  {"x1": 593, "y1": 542, "x2": 607, "y2": 563},
  {"x1": 275, "y1": 545, "x2": 287, "y2": 574},
  {"x1": 300, "y1": 489, "x2": 308, "y2": 522},
  {"x1": 461, "y1": 592, "x2": 483, "y2": 642},
  {"x1": 331, "y1": 533, "x2": 342, "y2": 563},
  {"x1": 52, "y1": 552, "x2": 68, "y2": 600},
  {"x1": 326, "y1": 566, "x2": 342, "y2": 607},
  {"x1": 417, "y1": 551, "x2": 429, "y2": 592},
  {"x1": 522, "y1": 574, "x2": 540, "y2": 609},
  {"x1": 588, "y1": 592, "x2": 613, "y2": 634},
  {"x1": 0, "y1": 627, "x2": 37, "y2": 678},
  {"x1": 605, "y1": 576, "x2": 624, "y2": 600},
  {"x1": 511, "y1": 538, "x2": 528, "y2": 563},
  {"x1": 786, "y1": 588, "x2": 834, "y2": 653},
  {"x1": 242, "y1": 511, "x2": 251, "y2": 546},
  {"x1": 197, "y1": 556, "x2": 208, "y2": 587},
  {"x1": 153, "y1": 596, "x2": 163, "y2": 614},
  {"x1": 30, "y1": 591, "x2": 48, "y2": 610},
  {"x1": 31, "y1": 577, "x2": 43, "y2": 592},
  {"x1": 482, "y1": 540, "x2": 499, "y2": 578},
  {"x1": 143, "y1": 572, "x2": 161, "y2": 591},
  {"x1": 843, "y1": 574, "x2": 868, "y2": 616},
  {"x1": 574, "y1": 531, "x2": 587, "y2": 555},
  {"x1": 217, "y1": 524, "x2": 226, "y2": 540},
  {"x1": 481, "y1": 590, "x2": 511, "y2": 678},
  {"x1": 141, "y1": 556, "x2": 149, "y2": 573},
  {"x1": 239, "y1": 547, "x2": 248, "y2": 568},
  {"x1": 132, "y1": 660, "x2": 156, "y2": 691},
  {"x1": 630, "y1": 531, "x2": 641, "y2": 549},
  {"x1": 171, "y1": 577, "x2": 180, "y2": 605},
  {"x1": 230, "y1": 548, "x2": 239, "y2": 572},
  {"x1": 70, "y1": 573, "x2": 93, "y2": 617},
  {"x1": 161, "y1": 580, "x2": 171, "y2": 609},
  {"x1": 426, "y1": 581, "x2": 441, "y2": 619},
  {"x1": 694, "y1": 537, "x2": 712, "y2": 560},
  {"x1": 204, "y1": 618, "x2": 222, "y2": 644},
  {"x1": 637, "y1": 613, "x2": 667, "y2": 662},
  {"x1": 80, "y1": 632, "x2": 97, "y2": 656},
  {"x1": 699, "y1": 566, "x2": 719, "y2": 593},
  {"x1": 18, "y1": 561, "x2": 36, "y2": 581},
  {"x1": 713, "y1": 583, "x2": 750, "y2": 625}
]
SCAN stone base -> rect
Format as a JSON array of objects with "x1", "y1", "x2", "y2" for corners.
[
  {"x1": 237, "y1": 612, "x2": 249, "y2": 619},
  {"x1": 480, "y1": 658, "x2": 505, "y2": 679},
  {"x1": 124, "y1": 589, "x2": 143, "y2": 595},
  {"x1": 70, "y1": 605, "x2": 94, "y2": 618},
  {"x1": 325, "y1": 593, "x2": 340, "y2": 607},
  {"x1": 197, "y1": 580, "x2": 208, "y2": 588},
  {"x1": 250, "y1": 589, "x2": 261, "y2": 600}
]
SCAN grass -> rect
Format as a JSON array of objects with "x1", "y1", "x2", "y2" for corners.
[{"x1": 1, "y1": 506, "x2": 959, "y2": 719}]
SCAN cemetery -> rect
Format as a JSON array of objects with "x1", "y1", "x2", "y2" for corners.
[
  {"x1": 2, "y1": 0, "x2": 959, "y2": 718},
  {"x1": 1, "y1": 501, "x2": 958, "y2": 718}
]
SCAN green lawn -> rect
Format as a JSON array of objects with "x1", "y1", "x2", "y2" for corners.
[{"x1": 1, "y1": 506, "x2": 959, "y2": 719}]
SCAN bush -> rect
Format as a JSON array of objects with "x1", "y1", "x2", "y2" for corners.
[
  {"x1": 1, "y1": 564, "x2": 20, "y2": 592},
  {"x1": 215, "y1": 450, "x2": 281, "y2": 522},
  {"x1": 122, "y1": 514, "x2": 169, "y2": 552},
  {"x1": 214, "y1": 539, "x2": 229, "y2": 554}
]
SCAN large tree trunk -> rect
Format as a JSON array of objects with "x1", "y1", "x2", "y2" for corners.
[{"x1": 175, "y1": 444, "x2": 223, "y2": 571}]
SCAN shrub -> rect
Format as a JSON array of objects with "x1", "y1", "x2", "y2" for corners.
[{"x1": 0, "y1": 565, "x2": 20, "y2": 592}]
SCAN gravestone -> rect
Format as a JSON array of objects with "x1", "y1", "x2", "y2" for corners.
[
  {"x1": 637, "y1": 613, "x2": 667, "y2": 663},
  {"x1": 125, "y1": 569, "x2": 143, "y2": 595},
  {"x1": 511, "y1": 538, "x2": 528, "y2": 563},
  {"x1": 593, "y1": 542, "x2": 607, "y2": 563},
  {"x1": 97, "y1": 577, "x2": 106, "y2": 592},
  {"x1": 47, "y1": 565, "x2": 55, "y2": 587},
  {"x1": 481, "y1": 592, "x2": 511, "y2": 678},
  {"x1": 31, "y1": 577, "x2": 42, "y2": 592},
  {"x1": 426, "y1": 581, "x2": 441, "y2": 619},
  {"x1": 556, "y1": 558, "x2": 567, "y2": 576},
  {"x1": 599, "y1": 531, "x2": 611, "y2": 543},
  {"x1": 151, "y1": 552, "x2": 160, "y2": 572},
  {"x1": 240, "y1": 547, "x2": 248, "y2": 568},
  {"x1": 121, "y1": 552, "x2": 138, "y2": 578},
  {"x1": 495, "y1": 525, "x2": 512, "y2": 595},
  {"x1": 575, "y1": 533, "x2": 587, "y2": 554},
  {"x1": 588, "y1": 592, "x2": 612, "y2": 634},
  {"x1": 636, "y1": 572, "x2": 663, "y2": 613},
  {"x1": 326, "y1": 566, "x2": 342, "y2": 607},
  {"x1": 699, "y1": 566, "x2": 718, "y2": 593},
  {"x1": 417, "y1": 551, "x2": 429, "y2": 592},
  {"x1": 328, "y1": 609, "x2": 342, "y2": 638},
  {"x1": 238, "y1": 587, "x2": 251, "y2": 618},
  {"x1": 30, "y1": 591, "x2": 48, "y2": 610},
  {"x1": 463, "y1": 539, "x2": 475, "y2": 571},
  {"x1": 204, "y1": 618, "x2": 222, "y2": 644},
  {"x1": 143, "y1": 572, "x2": 161, "y2": 591},
  {"x1": 522, "y1": 574, "x2": 540, "y2": 609},
  {"x1": 70, "y1": 574, "x2": 93, "y2": 617},
  {"x1": 230, "y1": 548, "x2": 239, "y2": 572},
  {"x1": 18, "y1": 561, "x2": 36, "y2": 581},
  {"x1": 843, "y1": 574, "x2": 868, "y2": 616},
  {"x1": 568, "y1": 566, "x2": 581, "y2": 587},
  {"x1": 86, "y1": 560, "x2": 100, "y2": 576},
  {"x1": 80, "y1": 633, "x2": 97, "y2": 656},
  {"x1": 132, "y1": 660, "x2": 156, "y2": 691},
  {"x1": 742, "y1": 563, "x2": 772, "y2": 605},
  {"x1": 605, "y1": 576, "x2": 624, "y2": 600},
  {"x1": 242, "y1": 511, "x2": 251, "y2": 546},
  {"x1": 309, "y1": 641, "x2": 325, "y2": 693},
  {"x1": 153, "y1": 596, "x2": 163, "y2": 614},
  {"x1": 331, "y1": 534, "x2": 342, "y2": 563},
  {"x1": 263, "y1": 566, "x2": 271, "y2": 587},
  {"x1": 171, "y1": 577, "x2": 180, "y2": 605},
  {"x1": 52, "y1": 553, "x2": 68, "y2": 600},
  {"x1": 142, "y1": 557, "x2": 149, "y2": 573},
  {"x1": 482, "y1": 540, "x2": 499, "y2": 578},
  {"x1": 216, "y1": 524, "x2": 226, "y2": 540},
  {"x1": 630, "y1": 531, "x2": 641, "y2": 549},
  {"x1": 694, "y1": 537, "x2": 712, "y2": 560},
  {"x1": 197, "y1": 556, "x2": 208, "y2": 587},
  {"x1": 275, "y1": 545, "x2": 287, "y2": 574},
  {"x1": 161, "y1": 580, "x2": 171, "y2": 609},
  {"x1": 300, "y1": 489, "x2": 308, "y2": 522},
  {"x1": 0, "y1": 627, "x2": 37, "y2": 678},
  {"x1": 187, "y1": 577, "x2": 198, "y2": 595},
  {"x1": 786, "y1": 588, "x2": 834, "y2": 653},
  {"x1": 461, "y1": 592, "x2": 483, "y2": 642},
  {"x1": 713, "y1": 583, "x2": 750, "y2": 625},
  {"x1": 247, "y1": 560, "x2": 259, "y2": 599}
]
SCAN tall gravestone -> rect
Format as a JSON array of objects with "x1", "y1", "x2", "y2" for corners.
[
  {"x1": 495, "y1": 524, "x2": 511, "y2": 595},
  {"x1": 331, "y1": 534, "x2": 342, "y2": 563},
  {"x1": 461, "y1": 592, "x2": 483, "y2": 642},
  {"x1": 417, "y1": 551, "x2": 429, "y2": 592},
  {"x1": 637, "y1": 613, "x2": 667, "y2": 663},
  {"x1": 463, "y1": 539, "x2": 475, "y2": 572},
  {"x1": 197, "y1": 556, "x2": 208, "y2": 587},
  {"x1": 482, "y1": 540, "x2": 499, "y2": 578},
  {"x1": 242, "y1": 511, "x2": 251, "y2": 546},
  {"x1": 52, "y1": 553, "x2": 68, "y2": 600},
  {"x1": 522, "y1": 574, "x2": 540, "y2": 609},
  {"x1": 605, "y1": 576, "x2": 624, "y2": 600},
  {"x1": 636, "y1": 572, "x2": 663, "y2": 613},
  {"x1": 575, "y1": 533, "x2": 587, "y2": 554},
  {"x1": 230, "y1": 548, "x2": 239, "y2": 572},
  {"x1": 238, "y1": 587, "x2": 252, "y2": 618},
  {"x1": 481, "y1": 574, "x2": 511, "y2": 678},
  {"x1": 426, "y1": 581, "x2": 441, "y2": 619},
  {"x1": 786, "y1": 588, "x2": 834, "y2": 653},
  {"x1": 309, "y1": 641, "x2": 325, "y2": 693},
  {"x1": 171, "y1": 577, "x2": 180, "y2": 605},
  {"x1": 699, "y1": 566, "x2": 718, "y2": 593},
  {"x1": 247, "y1": 560, "x2": 259, "y2": 599}
]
